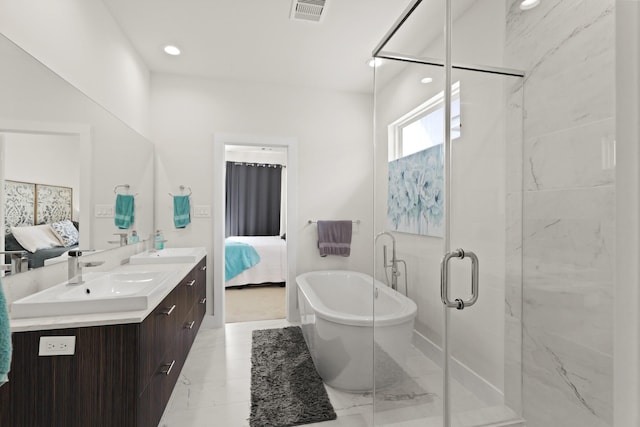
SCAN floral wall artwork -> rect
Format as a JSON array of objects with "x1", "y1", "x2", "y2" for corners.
[
  {"x1": 387, "y1": 144, "x2": 444, "y2": 237},
  {"x1": 4, "y1": 181, "x2": 35, "y2": 234},
  {"x1": 36, "y1": 184, "x2": 72, "y2": 225},
  {"x1": 3, "y1": 180, "x2": 73, "y2": 234}
]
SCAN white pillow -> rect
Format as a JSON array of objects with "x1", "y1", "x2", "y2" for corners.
[
  {"x1": 50, "y1": 220, "x2": 79, "y2": 247},
  {"x1": 10, "y1": 224, "x2": 63, "y2": 253}
]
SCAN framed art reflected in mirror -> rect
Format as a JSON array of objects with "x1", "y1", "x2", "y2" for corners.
[
  {"x1": 4, "y1": 180, "x2": 78, "y2": 270},
  {"x1": 4, "y1": 180, "x2": 35, "y2": 235}
]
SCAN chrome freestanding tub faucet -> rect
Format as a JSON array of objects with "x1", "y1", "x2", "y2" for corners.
[{"x1": 375, "y1": 231, "x2": 409, "y2": 297}]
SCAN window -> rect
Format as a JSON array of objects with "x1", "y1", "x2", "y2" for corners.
[{"x1": 388, "y1": 81, "x2": 461, "y2": 161}]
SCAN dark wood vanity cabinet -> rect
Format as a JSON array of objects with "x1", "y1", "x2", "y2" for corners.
[{"x1": 0, "y1": 257, "x2": 208, "y2": 427}]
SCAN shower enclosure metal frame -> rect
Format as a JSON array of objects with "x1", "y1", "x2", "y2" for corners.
[{"x1": 372, "y1": 1, "x2": 525, "y2": 426}]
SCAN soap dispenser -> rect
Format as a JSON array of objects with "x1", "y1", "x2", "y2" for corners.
[
  {"x1": 130, "y1": 230, "x2": 139, "y2": 244},
  {"x1": 154, "y1": 230, "x2": 165, "y2": 250}
]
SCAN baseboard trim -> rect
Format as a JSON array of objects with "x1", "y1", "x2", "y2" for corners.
[{"x1": 412, "y1": 329, "x2": 505, "y2": 407}]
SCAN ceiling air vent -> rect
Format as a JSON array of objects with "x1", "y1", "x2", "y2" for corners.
[{"x1": 290, "y1": 0, "x2": 326, "y2": 22}]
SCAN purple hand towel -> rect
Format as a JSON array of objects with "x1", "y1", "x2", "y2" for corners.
[{"x1": 317, "y1": 220, "x2": 352, "y2": 257}]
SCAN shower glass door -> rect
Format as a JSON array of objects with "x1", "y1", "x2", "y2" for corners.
[
  {"x1": 372, "y1": 0, "x2": 524, "y2": 425},
  {"x1": 442, "y1": 67, "x2": 524, "y2": 427},
  {"x1": 373, "y1": 58, "x2": 448, "y2": 426},
  {"x1": 444, "y1": 0, "x2": 525, "y2": 423}
]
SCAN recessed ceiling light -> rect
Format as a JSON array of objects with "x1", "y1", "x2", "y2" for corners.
[
  {"x1": 367, "y1": 58, "x2": 383, "y2": 68},
  {"x1": 520, "y1": 0, "x2": 540, "y2": 10},
  {"x1": 163, "y1": 45, "x2": 181, "y2": 56},
  {"x1": 421, "y1": 77, "x2": 433, "y2": 84}
]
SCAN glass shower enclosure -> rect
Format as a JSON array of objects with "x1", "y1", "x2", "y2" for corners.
[{"x1": 372, "y1": 1, "x2": 524, "y2": 425}]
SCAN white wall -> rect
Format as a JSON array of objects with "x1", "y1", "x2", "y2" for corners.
[
  {"x1": 0, "y1": 0, "x2": 151, "y2": 136},
  {"x1": 4, "y1": 133, "x2": 81, "y2": 219},
  {"x1": 151, "y1": 73, "x2": 373, "y2": 325}
]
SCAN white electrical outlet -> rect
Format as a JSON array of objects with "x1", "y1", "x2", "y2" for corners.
[{"x1": 39, "y1": 336, "x2": 76, "y2": 356}]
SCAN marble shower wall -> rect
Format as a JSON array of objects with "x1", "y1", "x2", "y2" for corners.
[{"x1": 505, "y1": 1, "x2": 615, "y2": 426}]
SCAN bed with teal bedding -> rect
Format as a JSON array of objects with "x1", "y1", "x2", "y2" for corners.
[
  {"x1": 225, "y1": 240, "x2": 261, "y2": 281},
  {"x1": 224, "y1": 236, "x2": 287, "y2": 287}
]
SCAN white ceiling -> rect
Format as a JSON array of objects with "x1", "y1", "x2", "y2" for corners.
[{"x1": 102, "y1": 0, "x2": 413, "y2": 94}]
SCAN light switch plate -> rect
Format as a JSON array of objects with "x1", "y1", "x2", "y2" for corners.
[
  {"x1": 39, "y1": 336, "x2": 76, "y2": 356},
  {"x1": 95, "y1": 204, "x2": 114, "y2": 218},
  {"x1": 193, "y1": 205, "x2": 211, "y2": 218}
]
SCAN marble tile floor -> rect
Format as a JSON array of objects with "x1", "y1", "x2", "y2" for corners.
[{"x1": 159, "y1": 318, "x2": 520, "y2": 427}]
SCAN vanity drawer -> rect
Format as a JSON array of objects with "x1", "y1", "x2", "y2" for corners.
[
  {"x1": 138, "y1": 260, "x2": 205, "y2": 393},
  {"x1": 195, "y1": 290, "x2": 207, "y2": 331},
  {"x1": 172, "y1": 270, "x2": 193, "y2": 318},
  {"x1": 177, "y1": 305, "x2": 201, "y2": 365},
  {"x1": 138, "y1": 289, "x2": 179, "y2": 393},
  {"x1": 137, "y1": 343, "x2": 182, "y2": 427},
  {"x1": 195, "y1": 257, "x2": 208, "y2": 312}
]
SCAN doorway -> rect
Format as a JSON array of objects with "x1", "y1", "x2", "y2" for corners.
[
  {"x1": 212, "y1": 133, "x2": 299, "y2": 329},
  {"x1": 223, "y1": 144, "x2": 287, "y2": 323}
]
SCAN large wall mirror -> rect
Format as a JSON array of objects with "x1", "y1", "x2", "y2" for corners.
[{"x1": 0, "y1": 33, "x2": 154, "y2": 273}]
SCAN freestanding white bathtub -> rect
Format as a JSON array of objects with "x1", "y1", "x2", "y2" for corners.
[{"x1": 296, "y1": 270, "x2": 417, "y2": 392}]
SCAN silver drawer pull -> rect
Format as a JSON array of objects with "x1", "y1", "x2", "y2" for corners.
[
  {"x1": 199, "y1": 297, "x2": 207, "y2": 304},
  {"x1": 185, "y1": 320, "x2": 195, "y2": 330},
  {"x1": 186, "y1": 280, "x2": 196, "y2": 287},
  {"x1": 160, "y1": 360, "x2": 176, "y2": 376},
  {"x1": 200, "y1": 265, "x2": 207, "y2": 271},
  {"x1": 161, "y1": 304, "x2": 176, "y2": 316}
]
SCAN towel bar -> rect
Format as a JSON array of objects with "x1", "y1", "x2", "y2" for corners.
[
  {"x1": 113, "y1": 184, "x2": 138, "y2": 196},
  {"x1": 168, "y1": 185, "x2": 192, "y2": 197},
  {"x1": 113, "y1": 184, "x2": 129, "y2": 194}
]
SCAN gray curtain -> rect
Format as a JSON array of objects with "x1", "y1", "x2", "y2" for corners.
[{"x1": 225, "y1": 162, "x2": 282, "y2": 237}]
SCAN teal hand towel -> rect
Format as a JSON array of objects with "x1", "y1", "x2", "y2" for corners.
[
  {"x1": 0, "y1": 278, "x2": 12, "y2": 387},
  {"x1": 173, "y1": 195, "x2": 191, "y2": 228},
  {"x1": 114, "y1": 194, "x2": 135, "y2": 229}
]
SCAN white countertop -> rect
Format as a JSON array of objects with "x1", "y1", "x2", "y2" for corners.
[{"x1": 10, "y1": 254, "x2": 206, "y2": 333}]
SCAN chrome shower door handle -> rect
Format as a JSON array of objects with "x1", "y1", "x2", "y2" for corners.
[{"x1": 440, "y1": 248, "x2": 479, "y2": 310}]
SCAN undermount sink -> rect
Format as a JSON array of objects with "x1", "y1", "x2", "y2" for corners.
[
  {"x1": 11, "y1": 270, "x2": 175, "y2": 319},
  {"x1": 129, "y1": 247, "x2": 206, "y2": 264}
]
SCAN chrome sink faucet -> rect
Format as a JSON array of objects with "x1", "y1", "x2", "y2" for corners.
[
  {"x1": 68, "y1": 250, "x2": 104, "y2": 285},
  {"x1": 0, "y1": 250, "x2": 29, "y2": 275},
  {"x1": 108, "y1": 232, "x2": 128, "y2": 246}
]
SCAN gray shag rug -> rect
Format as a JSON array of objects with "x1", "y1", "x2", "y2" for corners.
[{"x1": 250, "y1": 326, "x2": 337, "y2": 427}]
